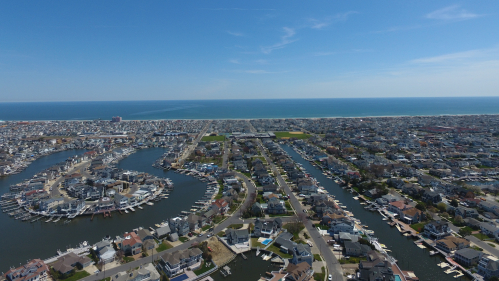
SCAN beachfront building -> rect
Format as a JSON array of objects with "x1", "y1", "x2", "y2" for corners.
[{"x1": 158, "y1": 248, "x2": 203, "y2": 277}]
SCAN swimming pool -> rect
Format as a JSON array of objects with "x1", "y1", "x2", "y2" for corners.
[
  {"x1": 262, "y1": 238, "x2": 272, "y2": 245},
  {"x1": 394, "y1": 274, "x2": 402, "y2": 281}
]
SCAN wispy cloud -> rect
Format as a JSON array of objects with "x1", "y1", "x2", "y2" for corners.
[
  {"x1": 255, "y1": 59, "x2": 268, "y2": 65},
  {"x1": 426, "y1": 5, "x2": 481, "y2": 21},
  {"x1": 309, "y1": 11, "x2": 358, "y2": 30},
  {"x1": 410, "y1": 49, "x2": 487, "y2": 64},
  {"x1": 227, "y1": 31, "x2": 244, "y2": 37},
  {"x1": 202, "y1": 8, "x2": 276, "y2": 11},
  {"x1": 229, "y1": 59, "x2": 240, "y2": 64},
  {"x1": 261, "y1": 27, "x2": 297, "y2": 54},
  {"x1": 232, "y1": 69, "x2": 288, "y2": 74}
]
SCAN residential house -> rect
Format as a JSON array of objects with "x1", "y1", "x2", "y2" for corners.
[
  {"x1": 284, "y1": 262, "x2": 314, "y2": 281},
  {"x1": 159, "y1": 248, "x2": 203, "y2": 277},
  {"x1": 424, "y1": 220, "x2": 452, "y2": 240},
  {"x1": 111, "y1": 263, "x2": 160, "y2": 281},
  {"x1": 155, "y1": 225, "x2": 171, "y2": 240},
  {"x1": 401, "y1": 208, "x2": 424, "y2": 224},
  {"x1": 479, "y1": 256, "x2": 499, "y2": 279},
  {"x1": 455, "y1": 207, "x2": 479, "y2": 218},
  {"x1": 5, "y1": 259, "x2": 49, "y2": 281},
  {"x1": 226, "y1": 228, "x2": 249, "y2": 245},
  {"x1": 358, "y1": 251, "x2": 395, "y2": 281},
  {"x1": 95, "y1": 239, "x2": 116, "y2": 264},
  {"x1": 344, "y1": 241, "x2": 371, "y2": 257},
  {"x1": 253, "y1": 218, "x2": 282, "y2": 238},
  {"x1": 267, "y1": 197, "x2": 286, "y2": 215},
  {"x1": 117, "y1": 232, "x2": 143, "y2": 255},
  {"x1": 454, "y1": 248, "x2": 483, "y2": 267},
  {"x1": 52, "y1": 253, "x2": 92, "y2": 275},
  {"x1": 436, "y1": 236, "x2": 470, "y2": 253},
  {"x1": 480, "y1": 222, "x2": 499, "y2": 240},
  {"x1": 328, "y1": 218, "x2": 357, "y2": 235}
]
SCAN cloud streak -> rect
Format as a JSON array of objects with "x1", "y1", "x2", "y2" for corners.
[
  {"x1": 426, "y1": 5, "x2": 481, "y2": 20},
  {"x1": 309, "y1": 11, "x2": 358, "y2": 29},
  {"x1": 410, "y1": 49, "x2": 491, "y2": 64},
  {"x1": 261, "y1": 27, "x2": 297, "y2": 54}
]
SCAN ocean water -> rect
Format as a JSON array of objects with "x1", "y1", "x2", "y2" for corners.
[{"x1": 1, "y1": 97, "x2": 499, "y2": 120}]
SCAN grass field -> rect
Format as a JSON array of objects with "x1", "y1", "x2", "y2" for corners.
[
  {"x1": 274, "y1": 132, "x2": 312, "y2": 139},
  {"x1": 156, "y1": 241, "x2": 173, "y2": 252},
  {"x1": 193, "y1": 261, "x2": 216, "y2": 275},
  {"x1": 267, "y1": 243, "x2": 293, "y2": 259},
  {"x1": 201, "y1": 135, "x2": 226, "y2": 142},
  {"x1": 59, "y1": 271, "x2": 90, "y2": 281}
]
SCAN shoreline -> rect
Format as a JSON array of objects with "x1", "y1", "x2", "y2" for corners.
[{"x1": 3, "y1": 112, "x2": 499, "y2": 122}]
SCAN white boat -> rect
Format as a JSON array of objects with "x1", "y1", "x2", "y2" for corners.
[
  {"x1": 138, "y1": 205, "x2": 143, "y2": 210},
  {"x1": 146, "y1": 202, "x2": 154, "y2": 206},
  {"x1": 124, "y1": 209, "x2": 129, "y2": 214},
  {"x1": 130, "y1": 207, "x2": 135, "y2": 212}
]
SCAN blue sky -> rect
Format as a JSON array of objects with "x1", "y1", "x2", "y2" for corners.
[{"x1": 0, "y1": 1, "x2": 498, "y2": 101}]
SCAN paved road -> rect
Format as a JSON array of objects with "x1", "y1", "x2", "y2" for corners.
[
  {"x1": 85, "y1": 168, "x2": 256, "y2": 280},
  {"x1": 177, "y1": 121, "x2": 212, "y2": 166},
  {"x1": 257, "y1": 140, "x2": 344, "y2": 281},
  {"x1": 222, "y1": 140, "x2": 229, "y2": 170},
  {"x1": 50, "y1": 161, "x2": 91, "y2": 199}
]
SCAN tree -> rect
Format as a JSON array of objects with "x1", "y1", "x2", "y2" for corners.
[
  {"x1": 415, "y1": 202, "x2": 426, "y2": 212},
  {"x1": 459, "y1": 227, "x2": 472, "y2": 237},
  {"x1": 437, "y1": 203, "x2": 447, "y2": 213},
  {"x1": 450, "y1": 199, "x2": 459, "y2": 207},
  {"x1": 454, "y1": 215, "x2": 464, "y2": 226}
]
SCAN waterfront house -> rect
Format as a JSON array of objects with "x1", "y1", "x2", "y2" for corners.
[
  {"x1": 344, "y1": 241, "x2": 371, "y2": 257},
  {"x1": 117, "y1": 232, "x2": 143, "y2": 255},
  {"x1": 328, "y1": 218, "x2": 357, "y2": 235},
  {"x1": 212, "y1": 199, "x2": 229, "y2": 214},
  {"x1": 424, "y1": 220, "x2": 452, "y2": 240},
  {"x1": 114, "y1": 194, "x2": 128, "y2": 209},
  {"x1": 358, "y1": 251, "x2": 395, "y2": 281},
  {"x1": 436, "y1": 236, "x2": 470, "y2": 253},
  {"x1": 95, "y1": 239, "x2": 116, "y2": 264},
  {"x1": 387, "y1": 200, "x2": 412, "y2": 217},
  {"x1": 159, "y1": 248, "x2": 203, "y2": 277},
  {"x1": 52, "y1": 252, "x2": 92, "y2": 275},
  {"x1": 39, "y1": 197, "x2": 64, "y2": 213},
  {"x1": 253, "y1": 218, "x2": 282, "y2": 238},
  {"x1": 478, "y1": 255, "x2": 499, "y2": 279},
  {"x1": 111, "y1": 263, "x2": 160, "y2": 281},
  {"x1": 401, "y1": 208, "x2": 424, "y2": 224},
  {"x1": 284, "y1": 261, "x2": 314, "y2": 281},
  {"x1": 226, "y1": 228, "x2": 249, "y2": 245},
  {"x1": 137, "y1": 229, "x2": 154, "y2": 242},
  {"x1": 5, "y1": 259, "x2": 49, "y2": 281},
  {"x1": 290, "y1": 244, "x2": 314, "y2": 266},
  {"x1": 453, "y1": 248, "x2": 483, "y2": 267},
  {"x1": 155, "y1": 225, "x2": 171, "y2": 240}
]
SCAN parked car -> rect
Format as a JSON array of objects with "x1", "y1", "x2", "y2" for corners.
[{"x1": 328, "y1": 274, "x2": 332, "y2": 281}]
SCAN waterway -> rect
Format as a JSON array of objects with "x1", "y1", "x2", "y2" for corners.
[
  {"x1": 0, "y1": 147, "x2": 208, "y2": 272},
  {"x1": 280, "y1": 144, "x2": 470, "y2": 281},
  {"x1": 210, "y1": 250, "x2": 278, "y2": 281}
]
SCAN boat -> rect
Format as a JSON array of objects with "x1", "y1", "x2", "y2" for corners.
[
  {"x1": 129, "y1": 207, "x2": 135, "y2": 212},
  {"x1": 138, "y1": 205, "x2": 143, "y2": 210},
  {"x1": 146, "y1": 202, "x2": 154, "y2": 206},
  {"x1": 124, "y1": 209, "x2": 129, "y2": 214}
]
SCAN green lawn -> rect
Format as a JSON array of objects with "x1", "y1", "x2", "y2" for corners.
[
  {"x1": 267, "y1": 243, "x2": 293, "y2": 259},
  {"x1": 202, "y1": 224, "x2": 212, "y2": 231},
  {"x1": 98, "y1": 278, "x2": 110, "y2": 281},
  {"x1": 285, "y1": 201, "x2": 293, "y2": 210},
  {"x1": 59, "y1": 271, "x2": 90, "y2": 281},
  {"x1": 313, "y1": 267, "x2": 326, "y2": 281},
  {"x1": 201, "y1": 135, "x2": 226, "y2": 142},
  {"x1": 123, "y1": 256, "x2": 135, "y2": 263},
  {"x1": 315, "y1": 223, "x2": 329, "y2": 230},
  {"x1": 269, "y1": 212, "x2": 293, "y2": 217},
  {"x1": 193, "y1": 261, "x2": 216, "y2": 275},
  {"x1": 217, "y1": 231, "x2": 225, "y2": 237},
  {"x1": 314, "y1": 254, "x2": 322, "y2": 261},
  {"x1": 228, "y1": 224, "x2": 243, "y2": 229},
  {"x1": 156, "y1": 241, "x2": 173, "y2": 252},
  {"x1": 251, "y1": 238, "x2": 266, "y2": 248},
  {"x1": 179, "y1": 237, "x2": 190, "y2": 243},
  {"x1": 473, "y1": 233, "x2": 491, "y2": 241},
  {"x1": 274, "y1": 132, "x2": 312, "y2": 139},
  {"x1": 410, "y1": 222, "x2": 427, "y2": 233}
]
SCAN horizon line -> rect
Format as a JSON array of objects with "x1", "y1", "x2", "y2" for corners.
[{"x1": 1, "y1": 96, "x2": 499, "y2": 103}]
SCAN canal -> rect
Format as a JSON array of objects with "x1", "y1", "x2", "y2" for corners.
[
  {"x1": 0, "y1": 147, "x2": 208, "y2": 272},
  {"x1": 280, "y1": 144, "x2": 469, "y2": 281},
  {"x1": 210, "y1": 250, "x2": 279, "y2": 281}
]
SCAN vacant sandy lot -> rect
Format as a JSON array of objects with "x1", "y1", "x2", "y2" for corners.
[
  {"x1": 289, "y1": 132, "x2": 304, "y2": 134},
  {"x1": 206, "y1": 237, "x2": 234, "y2": 266}
]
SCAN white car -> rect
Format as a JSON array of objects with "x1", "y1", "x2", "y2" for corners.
[{"x1": 328, "y1": 274, "x2": 332, "y2": 281}]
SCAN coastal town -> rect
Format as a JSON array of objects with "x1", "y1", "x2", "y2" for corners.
[{"x1": 4, "y1": 115, "x2": 499, "y2": 281}]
